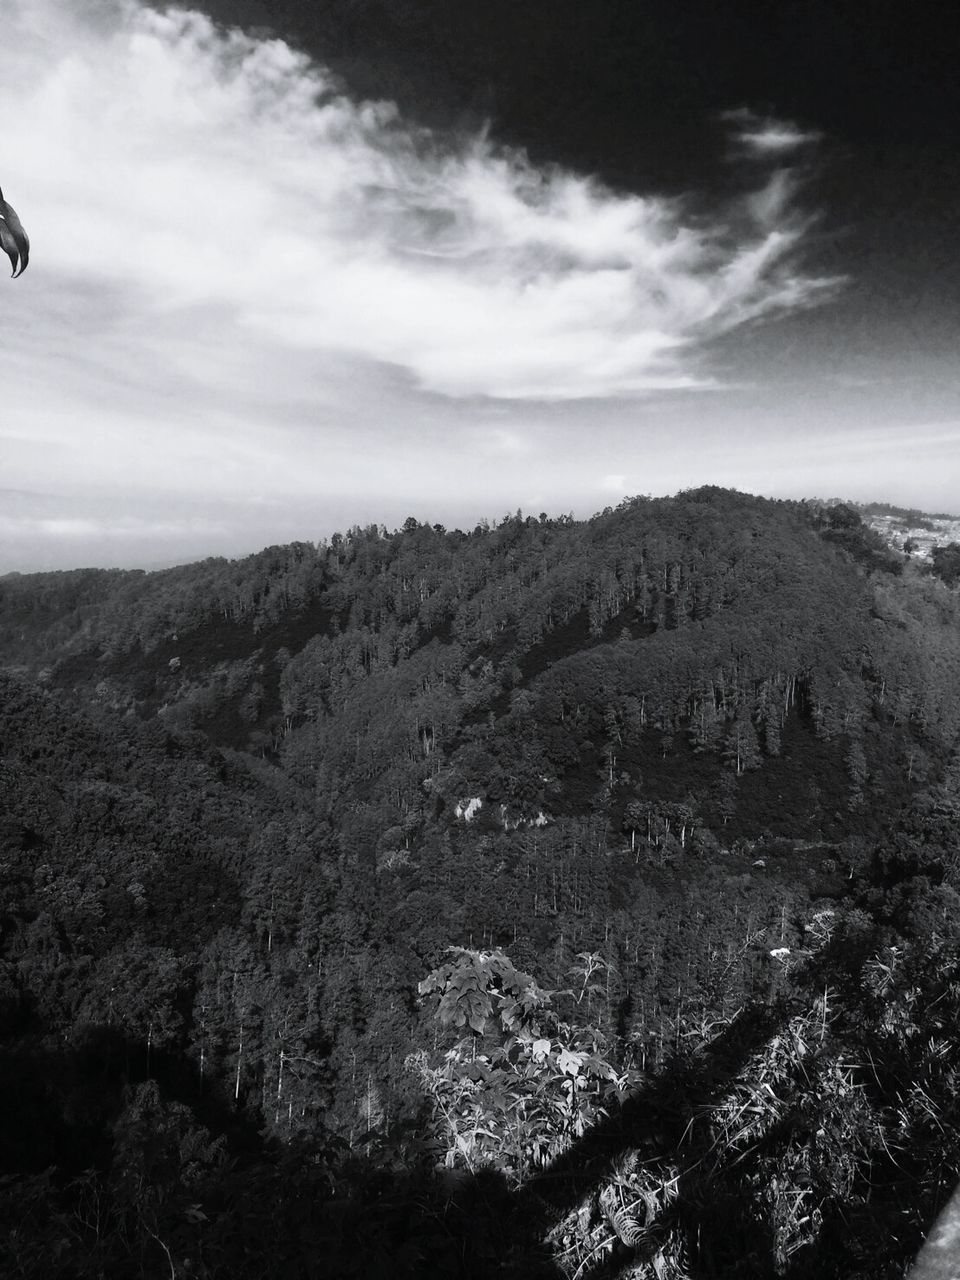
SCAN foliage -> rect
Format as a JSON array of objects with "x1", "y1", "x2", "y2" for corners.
[
  {"x1": 0, "y1": 489, "x2": 960, "y2": 1275},
  {"x1": 930, "y1": 542, "x2": 960, "y2": 587},
  {"x1": 413, "y1": 949, "x2": 640, "y2": 1182}
]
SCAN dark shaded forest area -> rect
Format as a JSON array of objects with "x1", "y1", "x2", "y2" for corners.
[{"x1": 2, "y1": 488, "x2": 960, "y2": 1277}]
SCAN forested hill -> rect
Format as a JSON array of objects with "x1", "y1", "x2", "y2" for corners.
[
  {"x1": 0, "y1": 489, "x2": 951, "y2": 843},
  {"x1": 3, "y1": 487, "x2": 960, "y2": 1278}
]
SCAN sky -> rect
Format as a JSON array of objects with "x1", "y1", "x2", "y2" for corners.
[{"x1": 1, "y1": 0, "x2": 958, "y2": 571}]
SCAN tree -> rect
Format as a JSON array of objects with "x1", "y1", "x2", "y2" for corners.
[
  {"x1": 623, "y1": 797, "x2": 647, "y2": 855},
  {"x1": 76, "y1": 940, "x2": 185, "y2": 1076},
  {"x1": 931, "y1": 542, "x2": 960, "y2": 587},
  {"x1": 846, "y1": 738, "x2": 869, "y2": 809},
  {"x1": 413, "y1": 949, "x2": 638, "y2": 1181},
  {"x1": 724, "y1": 707, "x2": 762, "y2": 775},
  {"x1": 110, "y1": 1080, "x2": 224, "y2": 1276}
]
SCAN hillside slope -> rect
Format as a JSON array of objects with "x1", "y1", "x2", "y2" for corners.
[{"x1": 2, "y1": 488, "x2": 960, "y2": 1277}]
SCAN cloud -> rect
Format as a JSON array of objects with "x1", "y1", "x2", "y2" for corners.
[
  {"x1": 0, "y1": 513, "x2": 223, "y2": 541},
  {"x1": 0, "y1": 485, "x2": 235, "y2": 572},
  {"x1": 723, "y1": 108, "x2": 822, "y2": 157},
  {"x1": 2, "y1": 1, "x2": 838, "y2": 403}
]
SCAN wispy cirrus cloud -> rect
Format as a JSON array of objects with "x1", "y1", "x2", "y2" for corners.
[{"x1": 2, "y1": 0, "x2": 837, "y2": 403}]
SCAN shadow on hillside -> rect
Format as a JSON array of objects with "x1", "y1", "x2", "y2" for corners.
[
  {"x1": 0, "y1": 945, "x2": 945, "y2": 1280},
  {"x1": 506, "y1": 931, "x2": 936, "y2": 1280},
  {"x1": 0, "y1": 1027, "x2": 562, "y2": 1279},
  {"x1": 515, "y1": 1001, "x2": 789, "y2": 1279}
]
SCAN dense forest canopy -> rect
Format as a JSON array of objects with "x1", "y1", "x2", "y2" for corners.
[{"x1": 2, "y1": 487, "x2": 960, "y2": 1277}]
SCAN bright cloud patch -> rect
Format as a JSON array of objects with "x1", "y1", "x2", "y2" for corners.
[
  {"x1": 3, "y1": 0, "x2": 837, "y2": 401},
  {"x1": 723, "y1": 108, "x2": 822, "y2": 157}
]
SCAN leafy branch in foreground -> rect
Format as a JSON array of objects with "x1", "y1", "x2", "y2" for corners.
[{"x1": 413, "y1": 948, "x2": 640, "y2": 1183}]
